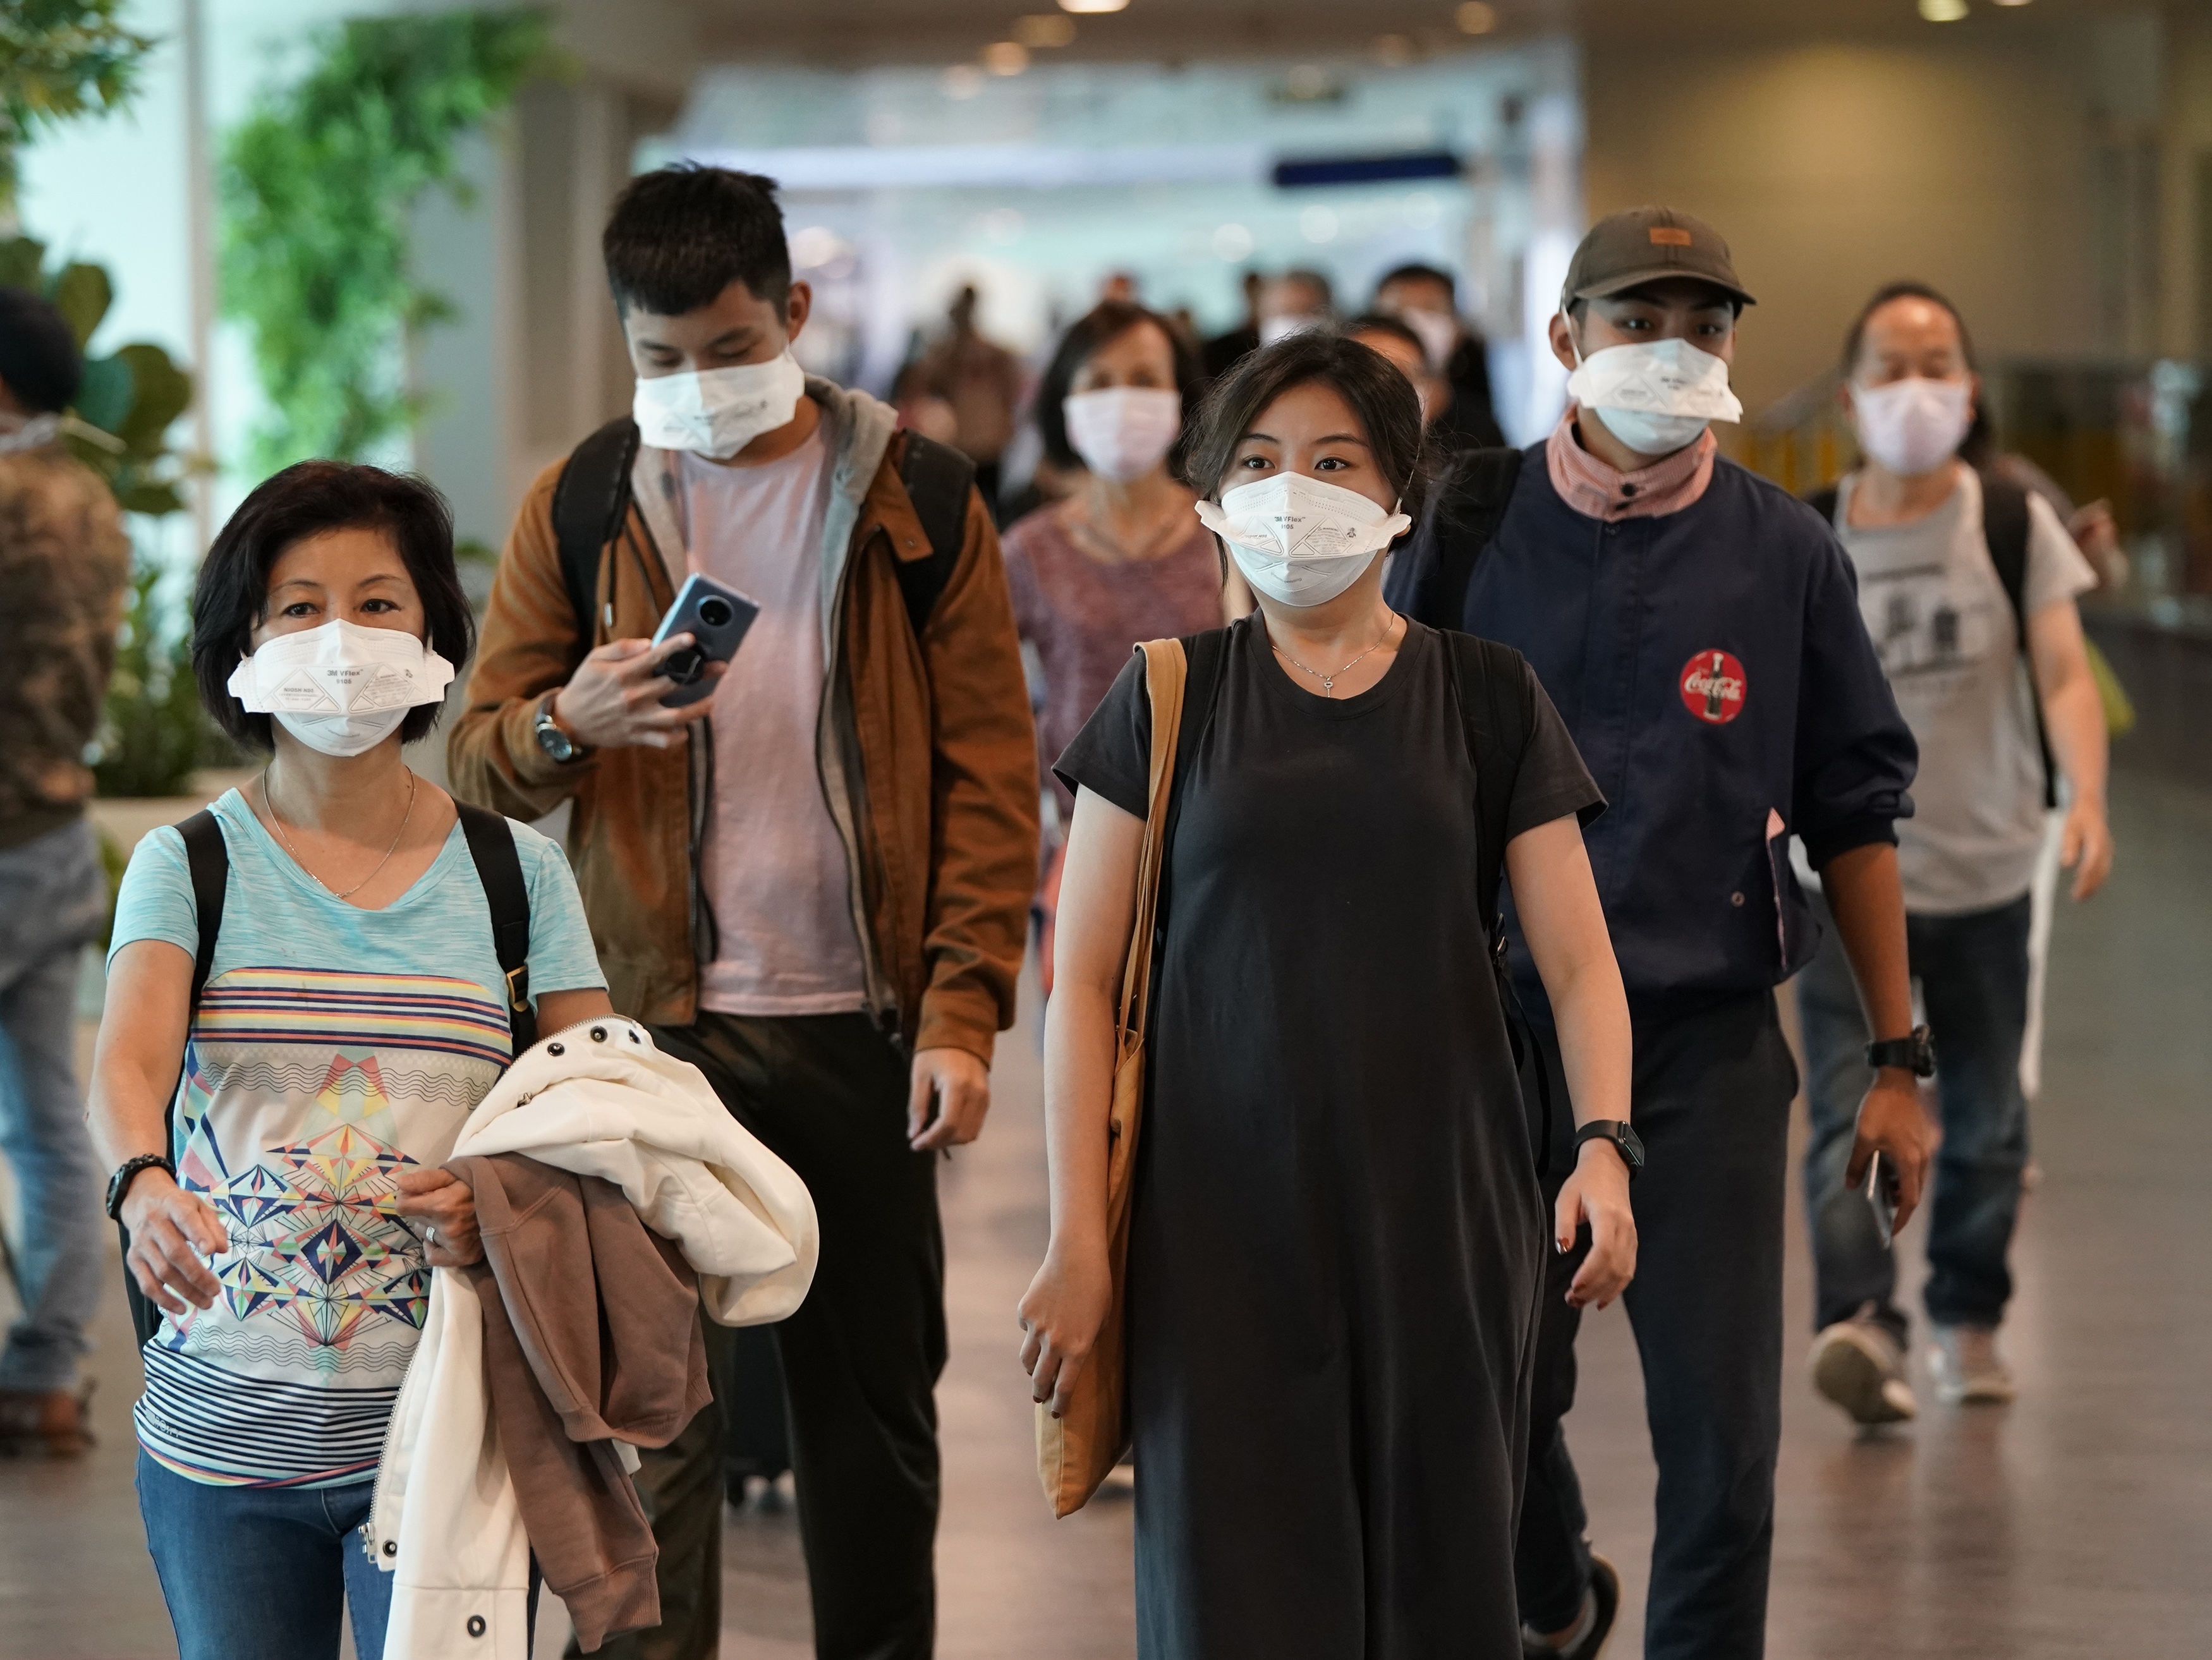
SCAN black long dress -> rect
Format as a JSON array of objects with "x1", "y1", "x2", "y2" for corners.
[{"x1": 1055, "y1": 616, "x2": 1602, "y2": 1660}]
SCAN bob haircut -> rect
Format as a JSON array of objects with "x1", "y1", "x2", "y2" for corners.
[
  {"x1": 192, "y1": 461, "x2": 475, "y2": 752},
  {"x1": 1035, "y1": 300, "x2": 1203, "y2": 473},
  {"x1": 1183, "y1": 329, "x2": 1429, "y2": 524}
]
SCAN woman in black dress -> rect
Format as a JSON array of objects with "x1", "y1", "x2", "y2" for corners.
[{"x1": 1019, "y1": 332, "x2": 1639, "y2": 1658}]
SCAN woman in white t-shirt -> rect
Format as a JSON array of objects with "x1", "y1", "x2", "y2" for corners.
[
  {"x1": 1798, "y1": 282, "x2": 2111, "y2": 1429},
  {"x1": 89, "y1": 463, "x2": 616, "y2": 1660}
]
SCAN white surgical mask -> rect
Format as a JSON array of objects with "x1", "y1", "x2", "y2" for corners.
[
  {"x1": 1565, "y1": 330, "x2": 1742, "y2": 458},
  {"x1": 632, "y1": 351, "x2": 806, "y2": 460},
  {"x1": 1393, "y1": 306, "x2": 1461, "y2": 372},
  {"x1": 1062, "y1": 387, "x2": 1183, "y2": 484},
  {"x1": 226, "y1": 617, "x2": 456, "y2": 758},
  {"x1": 1195, "y1": 472, "x2": 1411, "y2": 608},
  {"x1": 1850, "y1": 376, "x2": 1973, "y2": 478}
]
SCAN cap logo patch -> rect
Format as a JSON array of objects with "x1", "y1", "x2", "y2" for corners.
[
  {"x1": 1680, "y1": 649, "x2": 1747, "y2": 724},
  {"x1": 1649, "y1": 227, "x2": 1694, "y2": 246}
]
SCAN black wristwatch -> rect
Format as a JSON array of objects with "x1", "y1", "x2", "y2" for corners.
[
  {"x1": 1865, "y1": 1024, "x2": 1935, "y2": 1078},
  {"x1": 106, "y1": 1154, "x2": 174, "y2": 1221},
  {"x1": 534, "y1": 693, "x2": 590, "y2": 765},
  {"x1": 1572, "y1": 1120, "x2": 1644, "y2": 1180}
]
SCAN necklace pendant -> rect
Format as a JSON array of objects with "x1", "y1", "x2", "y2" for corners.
[{"x1": 1321, "y1": 676, "x2": 1335, "y2": 694}]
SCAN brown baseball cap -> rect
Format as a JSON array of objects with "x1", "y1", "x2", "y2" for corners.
[{"x1": 1560, "y1": 206, "x2": 1756, "y2": 310}]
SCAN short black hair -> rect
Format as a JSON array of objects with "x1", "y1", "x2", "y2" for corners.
[
  {"x1": 603, "y1": 163, "x2": 791, "y2": 318},
  {"x1": 1185, "y1": 329, "x2": 1428, "y2": 528},
  {"x1": 1346, "y1": 312, "x2": 1428, "y2": 360},
  {"x1": 0, "y1": 286, "x2": 83, "y2": 414},
  {"x1": 1035, "y1": 301, "x2": 1203, "y2": 471},
  {"x1": 1375, "y1": 263, "x2": 1457, "y2": 304},
  {"x1": 193, "y1": 463, "x2": 475, "y2": 751},
  {"x1": 1841, "y1": 280, "x2": 1977, "y2": 377}
]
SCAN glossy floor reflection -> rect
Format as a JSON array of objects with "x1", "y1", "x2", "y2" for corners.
[{"x1": 3, "y1": 770, "x2": 2208, "y2": 1658}]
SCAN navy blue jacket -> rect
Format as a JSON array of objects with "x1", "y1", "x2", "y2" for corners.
[{"x1": 1388, "y1": 444, "x2": 1917, "y2": 1009}]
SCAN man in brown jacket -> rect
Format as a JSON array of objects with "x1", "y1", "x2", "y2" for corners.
[
  {"x1": 0, "y1": 287, "x2": 130, "y2": 1458},
  {"x1": 448, "y1": 166, "x2": 1039, "y2": 1660}
]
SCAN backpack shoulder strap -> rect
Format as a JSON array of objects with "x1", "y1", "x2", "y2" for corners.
[
  {"x1": 455, "y1": 804, "x2": 537, "y2": 1055},
  {"x1": 1976, "y1": 471, "x2": 2057, "y2": 808},
  {"x1": 1449, "y1": 633, "x2": 1536, "y2": 940},
  {"x1": 893, "y1": 431, "x2": 980, "y2": 640},
  {"x1": 1806, "y1": 483, "x2": 1841, "y2": 527},
  {"x1": 176, "y1": 809, "x2": 229, "y2": 1011},
  {"x1": 550, "y1": 416, "x2": 641, "y2": 647},
  {"x1": 1399, "y1": 445, "x2": 1524, "y2": 629}
]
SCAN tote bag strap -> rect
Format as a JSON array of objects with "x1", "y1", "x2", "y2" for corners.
[{"x1": 1118, "y1": 639, "x2": 1189, "y2": 1041}]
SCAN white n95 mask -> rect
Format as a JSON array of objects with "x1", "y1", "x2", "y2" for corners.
[
  {"x1": 1565, "y1": 333, "x2": 1743, "y2": 458},
  {"x1": 633, "y1": 351, "x2": 806, "y2": 460},
  {"x1": 226, "y1": 618, "x2": 456, "y2": 758},
  {"x1": 1062, "y1": 387, "x2": 1183, "y2": 484},
  {"x1": 1850, "y1": 376, "x2": 1973, "y2": 478},
  {"x1": 1194, "y1": 472, "x2": 1411, "y2": 608}
]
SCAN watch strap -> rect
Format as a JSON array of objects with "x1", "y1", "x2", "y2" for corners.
[
  {"x1": 106, "y1": 1154, "x2": 175, "y2": 1221},
  {"x1": 1572, "y1": 1118, "x2": 1643, "y2": 1178},
  {"x1": 1865, "y1": 1024, "x2": 1936, "y2": 1077}
]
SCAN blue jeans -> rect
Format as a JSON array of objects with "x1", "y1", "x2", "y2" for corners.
[
  {"x1": 137, "y1": 1450, "x2": 392, "y2": 1660},
  {"x1": 1798, "y1": 891, "x2": 2033, "y2": 1342},
  {"x1": 0, "y1": 819, "x2": 107, "y2": 1391}
]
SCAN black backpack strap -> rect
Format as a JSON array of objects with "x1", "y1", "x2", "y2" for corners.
[
  {"x1": 1446, "y1": 633, "x2": 1554, "y2": 1178},
  {"x1": 892, "y1": 431, "x2": 979, "y2": 641},
  {"x1": 455, "y1": 804, "x2": 537, "y2": 1055},
  {"x1": 126, "y1": 809, "x2": 230, "y2": 1350},
  {"x1": 550, "y1": 416, "x2": 641, "y2": 650},
  {"x1": 1806, "y1": 483, "x2": 1840, "y2": 528},
  {"x1": 1392, "y1": 445, "x2": 1525, "y2": 629},
  {"x1": 1978, "y1": 472, "x2": 2057, "y2": 809}
]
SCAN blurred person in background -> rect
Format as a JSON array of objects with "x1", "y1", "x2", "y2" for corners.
[
  {"x1": 0, "y1": 286, "x2": 130, "y2": 1458},
  {"x1": 1256, "y1": 268, "x2": 1335, "y2": 348},
  {"x1": 915, "y1": 282, "x2": 1024, "y2": 506},
  {"x1": 450, "y1": 164, "x2": 1038, "y2": 1660},
  {"x1": 1373, "y1": 262, "x2": 1505, "y2": 450},
  {"x1": 1798, "y1": 282, "x2": 2111, "y2": 1426},
  {"x1": 1000, "y1": 301, "x2": 1220, "y2": 990},
  {"x1": 1346, "y1": 313, "x2": 1454, "y2": 439},
  {"x1": 1201, "y1": 269, "x2": 1265, "y2": 380},
  {"x1": 1390, "y1": 208, "x2": 1928, "y2": 1660}
]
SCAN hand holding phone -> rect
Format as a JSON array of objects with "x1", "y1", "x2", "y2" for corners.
[
  {"x1": 652, "y1": 574, "x2": 760, "y2": 708},
  {"x1": 1866, "y1": 1151, "x2": 1900, "y2": 1250}
]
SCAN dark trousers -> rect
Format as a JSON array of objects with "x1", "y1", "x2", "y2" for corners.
[
  {"x1": 1799, "y1": 892, "x2": 2033, "y2": 1342},
  {"x1": 1515, "y1": 991, "x2": 1797, "y2": 1660},
  {"x1": 580, "y1": 1012, "x2": 946, "y2": 1660}
]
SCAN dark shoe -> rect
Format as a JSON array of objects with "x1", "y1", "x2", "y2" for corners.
[
  {"x1": 1522, "y1": 1550, "x2": 1620, "y2": 1658},
  {"x1": 0, "y1": 1383, "x2": 93, "y2": 1458}
]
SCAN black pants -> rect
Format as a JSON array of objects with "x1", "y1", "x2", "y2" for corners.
[
  {"x1": 582, "y1": 1012, "x2": 946, "y2": 1660},
  {"x1": 1514, "y1": 991, "x2": 1797, "y2": 1660}
]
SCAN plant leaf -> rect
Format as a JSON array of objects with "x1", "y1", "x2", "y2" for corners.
[{"x1": 51, "y1": 260, "x2": 112, "y2": 346}]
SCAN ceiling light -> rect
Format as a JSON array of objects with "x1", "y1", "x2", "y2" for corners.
[
  {"x1": 1058, "y1": 0, "x2": 1127, "y2": 12},
  {"x1": 1015, "y1": 13, "x2": 1077, "y2": 46},
  {"x1": 983, "y1": 40, "x2": 1031, "y2": 75},
  {"x1": 1373, "y1": 32, "x2": 1417, "y2": 65},
  {"x1": 1300, "y1": 205, "x2": 1339, "y2": 243},
  {"x1": 1991, "y1": 0, "x2": 2031, "y2": 5},
  {"x1": 1212, "y1": 222, "x2": 1255, "y2": 262},
  {"x1": 1457, "y1": 2, "x2": 1498, "y2": 33},
  {"x1": 942, "y1": 64, "x2": 986, "y2": 99},
  {"x1": 1918, "y1": 0, "x2": 1968, "y2": 18}
]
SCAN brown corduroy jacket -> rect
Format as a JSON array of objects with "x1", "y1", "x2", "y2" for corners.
[{"x1": 447, "y1": 381, "x2": 1038, "y2": 1058}]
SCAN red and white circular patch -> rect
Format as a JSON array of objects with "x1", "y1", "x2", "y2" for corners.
[{"x1": 1680, "y1": 649, "x2": 1747, "y2": 724}]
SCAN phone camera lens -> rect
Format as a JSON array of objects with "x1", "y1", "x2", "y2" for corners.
[{"x1": 698, "y1": 597, "x2": 733, "y2": 628}]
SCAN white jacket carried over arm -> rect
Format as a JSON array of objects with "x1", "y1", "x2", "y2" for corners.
[{"x1": 370, "y1": 1016, "x2": 817, "y2": 1660}]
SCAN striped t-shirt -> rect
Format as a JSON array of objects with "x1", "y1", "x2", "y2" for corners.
[{"x1": 109, "y1": 789, "x2": 604, "y2": 1488}]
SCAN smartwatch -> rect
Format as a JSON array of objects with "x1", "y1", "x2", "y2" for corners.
[
  {"x1": 534, "y1": 693, "x2": 590, "y2": 765},
  {"x1": 1572, "y1": 1120, "x2": 1644, "y2": 1180},
  {"x1": 106, "y1": 1154, "x2": 174, "y2": 1221},
  {"x1": 1865, "y1": 1024, "x2": 1936, "y2": 1078}
]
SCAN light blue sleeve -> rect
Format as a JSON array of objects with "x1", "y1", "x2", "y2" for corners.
[
  {"x1": 107, "y1": 825, "x2": 200, "y2": 971},
  {"x1": 514, "y1": 821, "x2": 607, "y2": 996}
]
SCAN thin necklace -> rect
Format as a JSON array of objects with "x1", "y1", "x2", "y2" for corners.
[
  {"x1": 262, "y1": 767, "x2": 418, "y2": 901},
  {"x1": 1270, "y1": 612, "x2": 1404, "y2": 698}
]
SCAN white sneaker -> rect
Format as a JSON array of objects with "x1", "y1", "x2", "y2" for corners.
[
  {"x1": 1929, "y1": 1324, "x2": 2015, "y2": 1405},
  {"x1": 1810, "y1": 1309, "x2": 1917, "y2": 1425}
]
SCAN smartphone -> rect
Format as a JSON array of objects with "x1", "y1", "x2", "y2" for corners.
[
  {"x1": 1866, "y1": 1152, "x2": 1900, "y2": 1250},
  {"x1": 652, "y1": 573, "x2": 759, "y2": 707}
]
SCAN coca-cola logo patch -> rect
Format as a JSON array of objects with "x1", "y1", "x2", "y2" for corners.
[{"x1": 1680, "y1": 649, "x2": 1747, "y2": 724}]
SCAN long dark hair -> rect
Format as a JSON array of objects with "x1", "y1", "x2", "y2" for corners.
[{"x1": 1183, "y1": 329, "x2": 1430, "y2": 519}]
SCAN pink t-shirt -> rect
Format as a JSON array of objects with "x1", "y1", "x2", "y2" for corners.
[
  {"x1": 676, "y1": 435, "x2": 868, "y2": 1015},
  {"x1": 1002, "y1": 504, "x2": 1225, "y2": 819}
]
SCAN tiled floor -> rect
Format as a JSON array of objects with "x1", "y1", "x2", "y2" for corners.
[{"x1": 5, "y1": 768, "x2": 2209, "y2": 1657}]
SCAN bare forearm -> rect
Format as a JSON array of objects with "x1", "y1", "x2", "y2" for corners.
[
  {"x1": 87, "y1": 1053, "x2": 177, "y2": 1172},
  {"x1": 1820, "y1": 842, "x2": 1914, "y2": 1041},
  {"x1": 1038, "y1": 981, "x2": 1117, "y2": 1254},
  {"x1": 2041, "y1": 667, "x2": 2107, "y2": 808},
  {"x1": 1548, "y1": 955, "x2": 1633, "y2": 1127}
]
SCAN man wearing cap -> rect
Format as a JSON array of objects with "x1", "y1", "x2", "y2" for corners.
[{"x1": 1388, "y1": 208, "x2": 1933, "y2": 1660}]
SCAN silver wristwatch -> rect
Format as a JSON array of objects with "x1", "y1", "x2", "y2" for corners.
[{"x1": 534, "y1": 693, "x2": 589, "y2": 764}]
